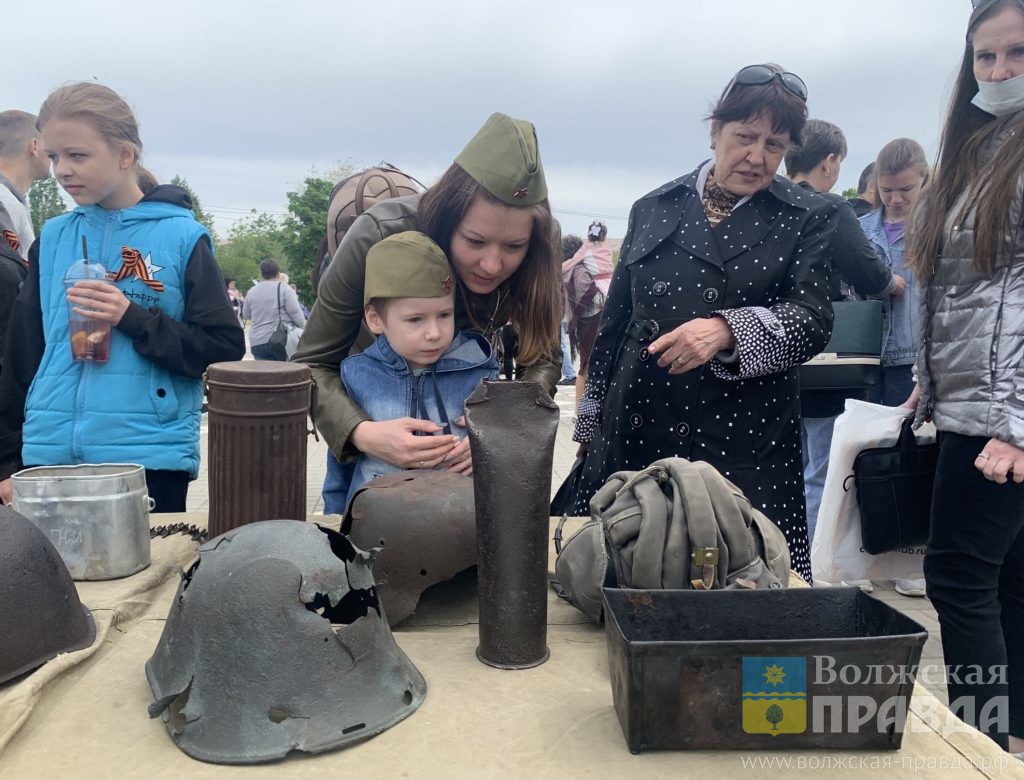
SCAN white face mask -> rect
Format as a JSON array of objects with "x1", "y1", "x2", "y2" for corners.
[{"x1": 972, "y1": 72, "x2": 1024, "y2": 116}]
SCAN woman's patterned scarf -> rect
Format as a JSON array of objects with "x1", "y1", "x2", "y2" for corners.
[{"x1": 702, "y1": 173, "x2": 743, "y2": 228}]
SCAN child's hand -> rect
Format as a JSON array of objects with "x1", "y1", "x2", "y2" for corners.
[
  {"x1": 66, "y1": 280, "x2": 131, "y2": 325},
  {"x1": 0, "y1": 478, "x2": 12, "y2": 505},
  {"x1": 443, "y1": 417, "x2": 473, "y2": 475}
]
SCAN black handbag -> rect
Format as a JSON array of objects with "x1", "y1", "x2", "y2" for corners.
[
  {"x1": 266, "y1": 283, "x2": 289, "y2": 361},
  {"x1": 851, "y1": 418, "x2": 937, "y2": 555},
  {"x1": 800, "y1": 300, "x2": 883, "y2": 391},
  {"x1": 550, "y1": 454, "x2": 585, "y2": 517}
]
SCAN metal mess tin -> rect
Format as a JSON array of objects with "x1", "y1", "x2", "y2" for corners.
[{"x1": 12, "y1": 463, "x2": 153, "y2": 580}]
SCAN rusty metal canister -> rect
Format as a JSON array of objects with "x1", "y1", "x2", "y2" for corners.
[
  {"x1": 205, "y1": 361, "x2": 315, "y2": 539},
  {"x1": 465, "y1": 380, "x2": 560, "y2": 669}
]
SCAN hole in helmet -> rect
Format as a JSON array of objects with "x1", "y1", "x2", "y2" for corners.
[
  {"x1": 342, "y1": 723, "x2": 366, "y2": 735},
  {"x1": 180, "y1": 559, "x2": 200, "y2": 592},
  {"x1": 403, "y1": 689, "x2": 414, "y2": 705},
  {"x1": 315, "y1": 524, "x2": 358, "y2": 562},
  {"x1": 268, "y1": 706, "x2": 288, "y2": 723},
  {"x1": 379, "y1": 539, "x2": 386, "y2": 546},
  {"x1": 420, "y1": 569, "x2": 428, "y2": 576},
  {"x1": 305, "y1": 586, "x2": 381, "y2": 623},
  {"x1": 167, "y1": 681, "x2": 193, "y2": 732}
]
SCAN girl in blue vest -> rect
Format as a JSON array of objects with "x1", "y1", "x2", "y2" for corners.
[{"x1": 0, "y1": 83, "x2": 245, "y2": 511}]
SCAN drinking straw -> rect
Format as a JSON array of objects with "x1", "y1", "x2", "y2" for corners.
[{"x1": 82, "y1": 236, "x2": 89, "y2": 265}]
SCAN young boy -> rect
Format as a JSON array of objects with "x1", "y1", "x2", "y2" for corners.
[{"x1": 322, "y1": 231, "x2": 499, "y2": 512}]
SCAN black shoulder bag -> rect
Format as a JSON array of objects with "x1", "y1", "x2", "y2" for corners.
[
  {"x1": 266, "y1": 282, "x2": 290, "y2": 361},
  {"x1": 850, "y1": 417, "x2": 938, "y2": 554}
]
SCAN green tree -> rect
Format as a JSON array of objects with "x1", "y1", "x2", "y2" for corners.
[
  {"x1": 170, "y1": 175, "x2": 218, "y2": 243},
  {"x1": 840, "y1": 186, "x2": 858, "y2": 200},
  {"x1": 280, "y1": 176, "x2": 335, "y2": 305},
  {"x1": 28, "y1": 177, "x2": 66, "y2": 234},
  {"x1": 215, "y1": 212, "x2": 285, "y2": 292},
  {"x1": 765, "y1": 704, "x2": 784, "y2": 731}
]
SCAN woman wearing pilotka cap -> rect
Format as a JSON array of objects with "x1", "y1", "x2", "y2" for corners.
[{"x1": 294, "y1": 113, "x2": 561, "y2": 494}]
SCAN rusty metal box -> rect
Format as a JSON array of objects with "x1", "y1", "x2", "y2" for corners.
[{"x1": 603, "y1": 587, "x2": 927, "y2": 753}]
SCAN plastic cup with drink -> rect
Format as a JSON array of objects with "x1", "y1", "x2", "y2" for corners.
[{"x1": 64, "y1": 248, "x2": 111, "y2": 364}]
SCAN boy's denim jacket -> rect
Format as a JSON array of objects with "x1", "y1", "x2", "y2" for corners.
[
  {"x1": 324, "y1": 329, "x2": 498, "y2": 511},
  {"x1": 860, "y1": 210, "x2": 919, "y2": 366}
]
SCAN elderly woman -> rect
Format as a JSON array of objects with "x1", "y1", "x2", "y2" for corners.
[
  {"x1": 563, "y1": 64, "x2": 837, "y2": 582},
  {"x1": 905, "y1": 0, "x2": 1024, "y2": 753}
]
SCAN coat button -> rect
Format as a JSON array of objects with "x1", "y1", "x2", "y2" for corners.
[
  {"x1": 703, "y1": 288, "x2": 719, "y2": 303},
  {"x1": 630, "y1": 413, "x2": 644, "y2": 429},
  {"x1": 652, "y1": 281, "x2": 668, "y2": 296},
  {"x1": 675, "y1": 422, "x2": 691, "y2": 437},
  {"x1": 639, "y1": 347, "x2": 650, "y2": 361}
]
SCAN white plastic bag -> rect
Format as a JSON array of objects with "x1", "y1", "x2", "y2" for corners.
[
  {"x1": 810, "y1": 399, "x2": 936, "y2": 583},
  {"x1": 285, "y1": 326, "x2": 303, "y2": 360}
]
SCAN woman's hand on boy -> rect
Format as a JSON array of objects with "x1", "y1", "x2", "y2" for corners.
[
  {"x1": 351, "y1": 418, "x2": 457, "y2": 469},
  {"x1": 66, "y1": 280, "x2": 131, "y2": 325}
]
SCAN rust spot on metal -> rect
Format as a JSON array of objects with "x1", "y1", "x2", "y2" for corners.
[{"x1": 627, "y1": 591, "x2": 654, "y2": 609}]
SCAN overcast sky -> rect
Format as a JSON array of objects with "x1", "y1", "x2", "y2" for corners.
[{"x1": 7, "y1": 0, "x2": 968, "y2": 239}]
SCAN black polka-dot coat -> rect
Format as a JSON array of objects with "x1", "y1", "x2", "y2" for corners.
[{"x1": 565, "y1": 165, "x2": 837, "y2": 581}]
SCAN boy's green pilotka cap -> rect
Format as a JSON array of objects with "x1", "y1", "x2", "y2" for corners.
[
  {"x1": 454, "y1": 112, "x2": 547, "y2": 206},
  {"x1": 364, "y1": 231, "x2": 454, "y2": 305}
]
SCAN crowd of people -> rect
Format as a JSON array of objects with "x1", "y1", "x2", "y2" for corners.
[{"x1": 0, "y1": 0, "x2": 1021, "y2": 758}]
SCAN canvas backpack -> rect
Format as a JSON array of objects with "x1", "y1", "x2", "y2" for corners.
[
  {"x1": 311, "y1": 163, "x2": 425, "y2": 292},
  {"x1": 552, "y1": 457, "x2": 792, "y2": 623}
]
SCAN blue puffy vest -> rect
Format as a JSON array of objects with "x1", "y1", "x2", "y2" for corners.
[{"x1": 22, "y1": 201, "x2": 208, "y2": 476}]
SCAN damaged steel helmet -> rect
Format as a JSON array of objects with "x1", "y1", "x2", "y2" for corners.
[
  {"x1": 343, "y1": 470, "x2": 477, "y2": 626},
  {"x1": 145, "y1": 519, "x2": 426, "y2": 765},
  {"x1": 0, "y1": 505, "x2": 96, "y2": 684}
]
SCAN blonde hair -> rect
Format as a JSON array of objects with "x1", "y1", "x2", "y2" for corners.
[
  {"x1": 37, "y1": 82, "x2": 157, "y2": 194},
  {"x1": 875, "y1": 137, "x2": 928, "y2": 180}
]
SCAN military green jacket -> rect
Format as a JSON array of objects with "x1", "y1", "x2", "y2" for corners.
[{"x1": 293, "y1": 195, "x2": 560, "y2": 460}]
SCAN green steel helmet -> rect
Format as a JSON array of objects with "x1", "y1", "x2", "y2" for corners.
[
  {"x1": 145, "y1": 519, "x2": 426, "y2": 765},
  {"x1": 0, "y1": 505, "x2": 96, "y2": 684}
]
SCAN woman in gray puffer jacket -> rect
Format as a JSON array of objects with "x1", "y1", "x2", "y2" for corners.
[{"x1": 907, "y1": 0, "x2": 1024, "y2": 755}]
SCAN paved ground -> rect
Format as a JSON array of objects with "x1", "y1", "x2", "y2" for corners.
[{"x1": 187, "y1": 336, "x2": 948, "y2": 704}]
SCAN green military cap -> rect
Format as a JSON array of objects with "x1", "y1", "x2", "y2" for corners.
[
  {"x1": 454, "y1": 112, "x2": 547, "y2": 206},
  {"x1": 364, "y1": 231, "x2": 454, "y2": 305}
]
